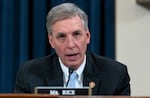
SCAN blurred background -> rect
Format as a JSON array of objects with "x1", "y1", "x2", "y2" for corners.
[
  {"x1": 0, "y1": 0, "x2": 150, "y2": 96},
  {"x1": 116, "y1": 0, "x2": 150, "y2": 96}
]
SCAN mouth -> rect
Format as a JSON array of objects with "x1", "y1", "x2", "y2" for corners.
[
  {"x1": 66, "y1": 53, "x2": 79, "y2": 61},
  {"x1": 67, "y1": 53, "x2": 78, "y2": 56}
]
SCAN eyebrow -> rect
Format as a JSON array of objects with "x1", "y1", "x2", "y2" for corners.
[
  {"x1": 72, "y1": 30, "x2": 82, "y2": 33},
  {"x1": 55, "y1": 29, "x2": 82, "y2": 36},
  {"x1": 56, "y1": 32, "x2": 66, "y2": 37}
]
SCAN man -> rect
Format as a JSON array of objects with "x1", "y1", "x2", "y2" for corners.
[{"x1": 14, "y1": 3, "x2": 130, "y2": 95}]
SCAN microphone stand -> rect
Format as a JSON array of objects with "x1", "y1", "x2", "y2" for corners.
[{"x1": 66, "y1": 68, "x2": 74, "y2": 87}]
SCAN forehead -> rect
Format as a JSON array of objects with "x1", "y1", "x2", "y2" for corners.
[{"x1": 52, "y1": 16, "x2": 84, "y2": 34}]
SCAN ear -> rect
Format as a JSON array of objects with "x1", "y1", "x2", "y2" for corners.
[
  {"x1": 48, "y1": 35, "x2": 55, "y2": 48},
  {"x1": 86, "y1": 31, "x2": 91, "y2": 44}
]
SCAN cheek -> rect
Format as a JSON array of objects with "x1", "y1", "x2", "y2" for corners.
[
  {"x1": 78, "y1": 41, "x2": 88, "y2": 50},
  {"x1": 55, "y1": 45, "x2": 65, "y2": 55}
]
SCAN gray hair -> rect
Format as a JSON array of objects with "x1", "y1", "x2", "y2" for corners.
[{"x1": 46, "y1": 3, "x2": 89, "y2": 35}]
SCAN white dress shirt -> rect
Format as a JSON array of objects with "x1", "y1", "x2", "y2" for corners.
[{"x1": 59, "y1": 55, "x2": 86, "y2": 88}]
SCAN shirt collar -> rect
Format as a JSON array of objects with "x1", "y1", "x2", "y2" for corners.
[{"x1": 59, "y1": 55, "x2": 86, "y2": 83}]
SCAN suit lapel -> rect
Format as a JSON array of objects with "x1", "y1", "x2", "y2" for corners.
[
  {"x1": 45, "y1": 54, "x2": 64, "y2": 86},
  {"x1": 83, "y1": 51, "x2": 101, "y2": 95},
  {"x1": 83, "y1": 74, "x2": 101, "y2": 95}
]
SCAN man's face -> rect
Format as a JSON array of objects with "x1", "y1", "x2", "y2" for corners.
[{"x1": 48, "y1": 16, "x2": 90, "y2": 69}]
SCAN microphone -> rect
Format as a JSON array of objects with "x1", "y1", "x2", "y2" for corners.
[{"x1": 66, "y1": 68, "x2": 74, "y2": 87}]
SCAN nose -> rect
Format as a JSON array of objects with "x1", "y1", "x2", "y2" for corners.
[{"x1": 67, "y1": 37, "x2": 75, "y2": 49}]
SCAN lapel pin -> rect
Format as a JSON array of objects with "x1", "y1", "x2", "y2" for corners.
[
  {"x1": 88, "y1": 81, "x2": 96, "y2": 96},
  {"x1": 89, "y1": 81, "x2": 96, "y2": 89}
]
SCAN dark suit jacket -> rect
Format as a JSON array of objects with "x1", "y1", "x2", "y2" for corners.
[{"x1": 14, "y1": 51, "x2": 130, "y2": 95}]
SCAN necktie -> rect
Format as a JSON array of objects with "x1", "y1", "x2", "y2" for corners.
[{"x1": 67, "y1": 72, "x2": 78, "y2": 88}]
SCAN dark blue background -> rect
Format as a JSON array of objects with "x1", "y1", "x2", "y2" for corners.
[{"x1": 0, "y1": 0, "x2": 115, "y2": 93}]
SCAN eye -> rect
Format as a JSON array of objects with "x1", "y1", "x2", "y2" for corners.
[
  {"x1": 73, "y1": 31, "x2": 81, "y2": 37},
  {"x1": 57, "y1": 33, "x2": 66, "y2": 39}
]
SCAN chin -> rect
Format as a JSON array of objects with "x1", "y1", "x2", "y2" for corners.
[{"x1": 66, "y1": 62, "x2": 80, "y2": 69}]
